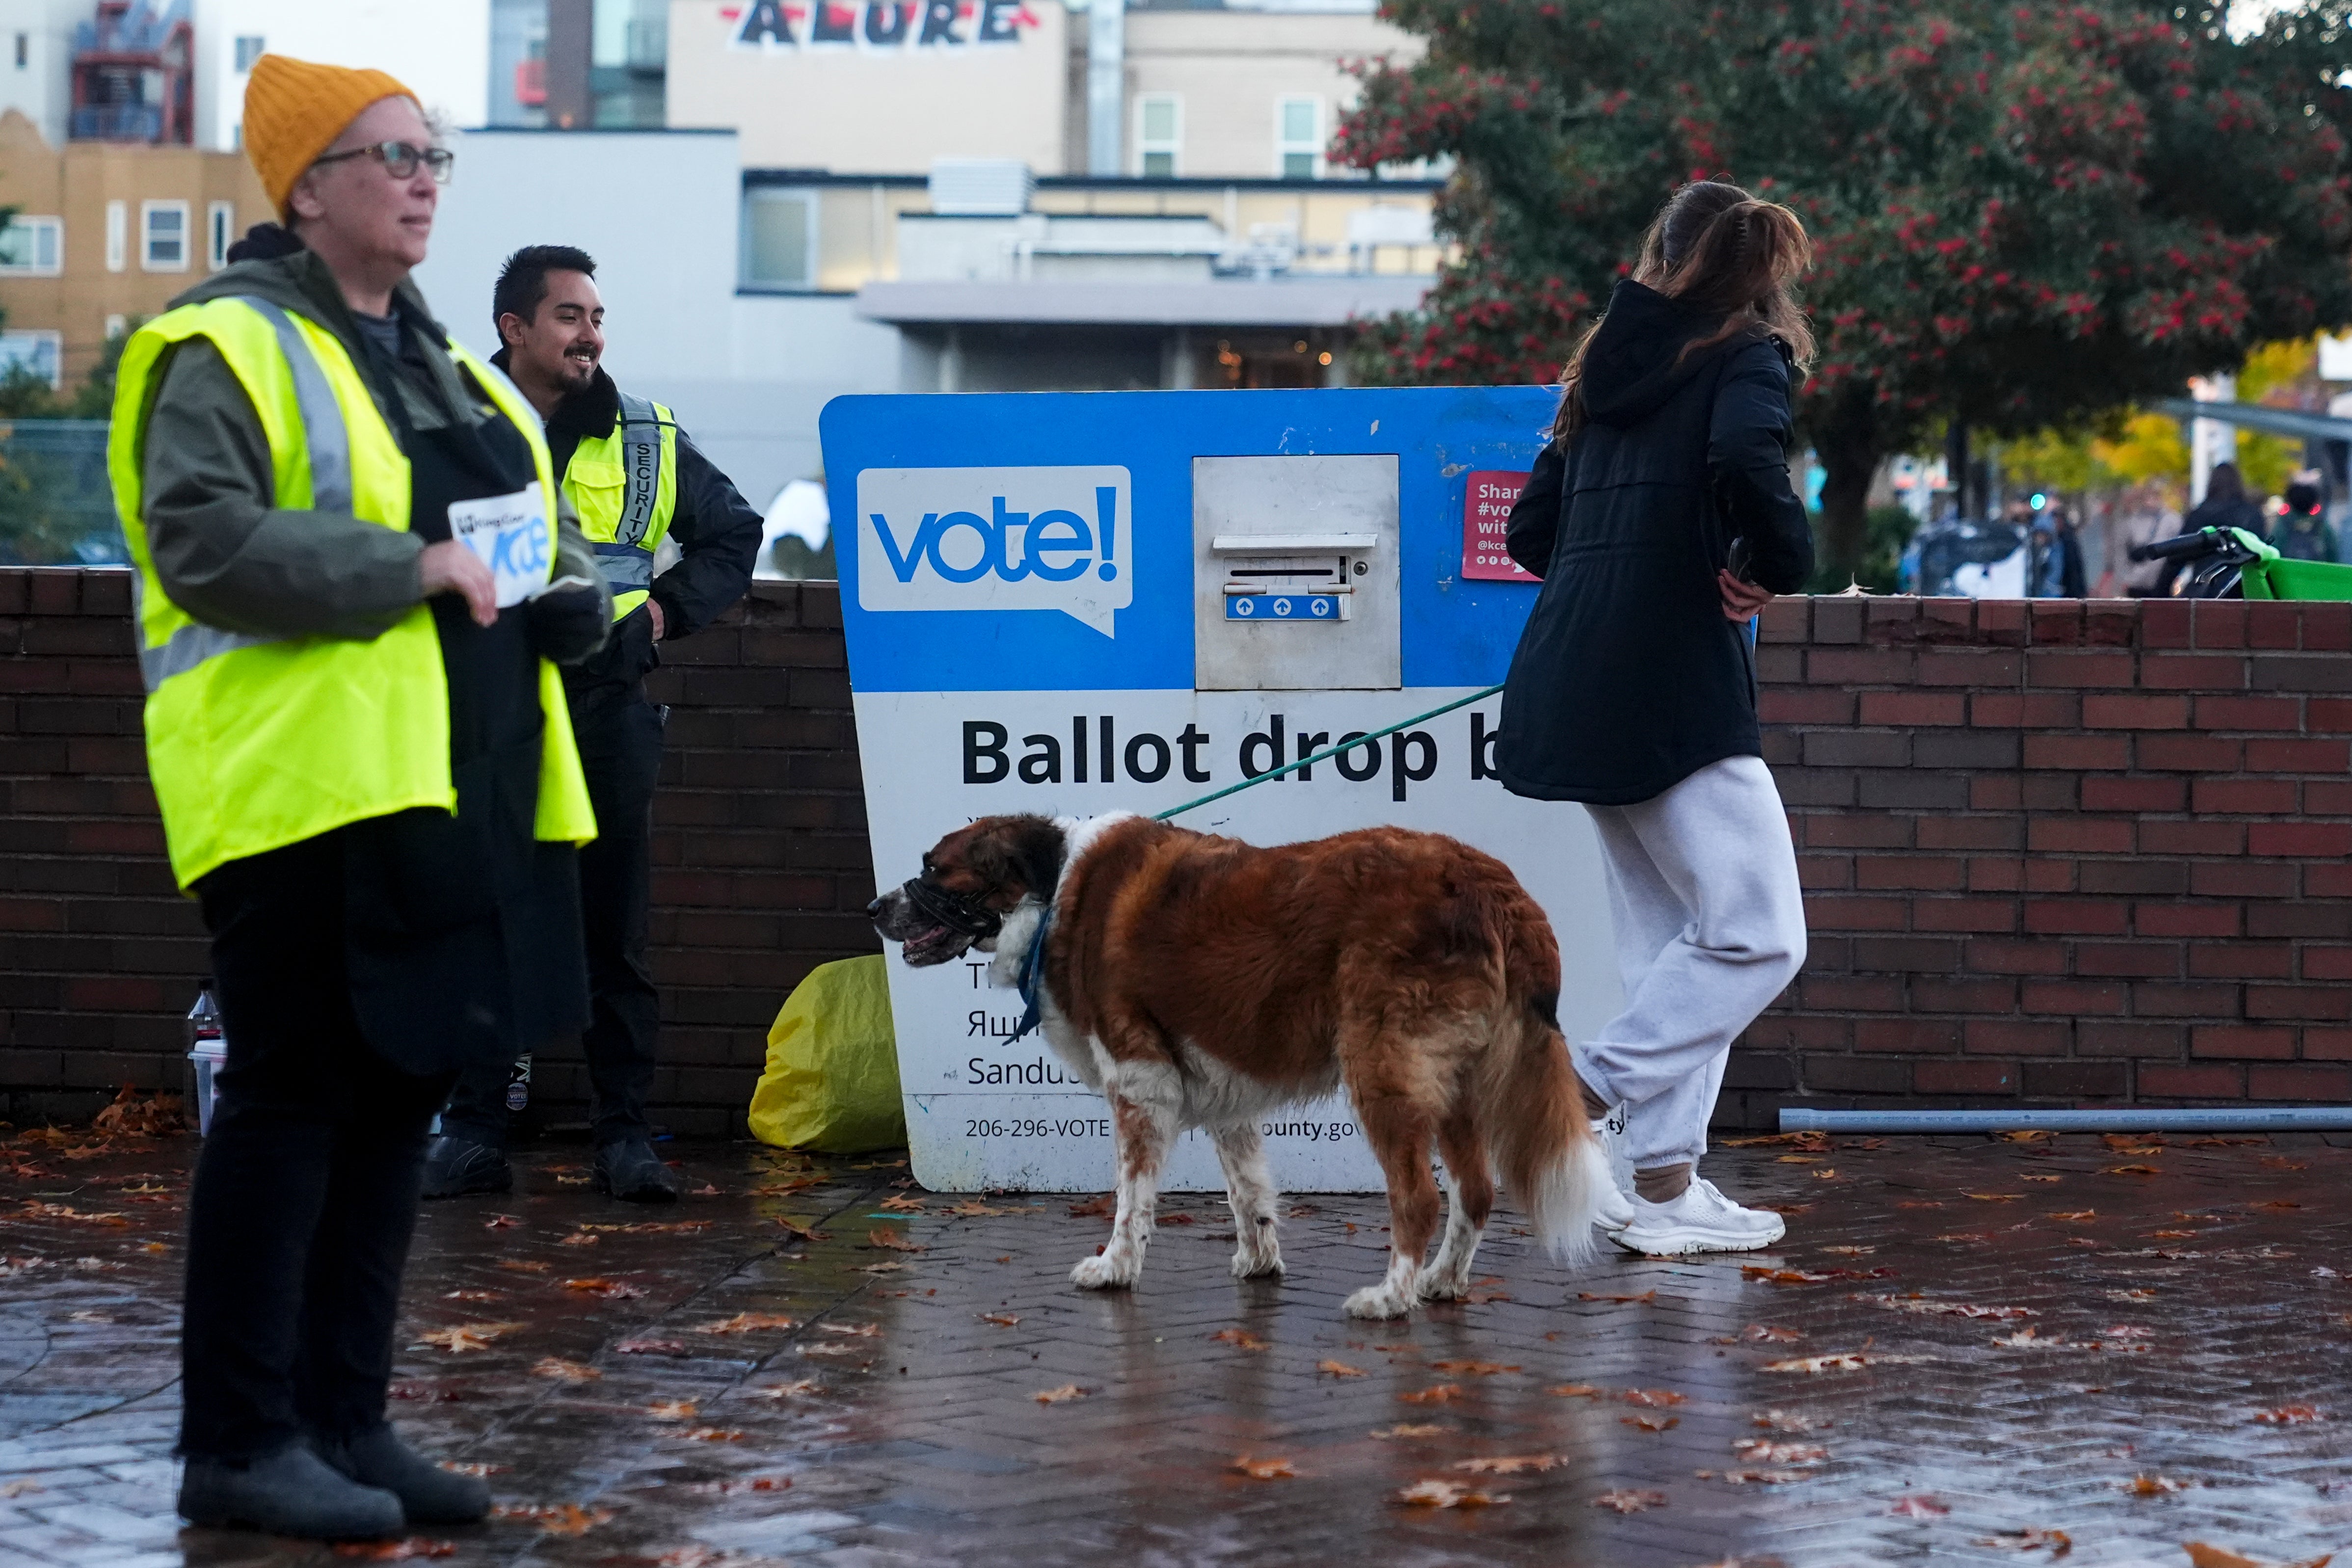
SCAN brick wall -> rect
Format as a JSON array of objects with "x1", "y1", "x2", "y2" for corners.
[
  {"x1": 0, "y1": 571, "x2": 875, "y2": 1135},
  {"x1": 1737, "y1": 593, "x2": 2352, "y2": 1124},
  {"x1": 8, "y1": 572, "x2": 2350, "y2": 1133}
]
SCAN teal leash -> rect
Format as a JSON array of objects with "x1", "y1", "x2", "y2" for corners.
[{"x1": 1151, "y1": 683, "x2": 1506, "y2": 822}]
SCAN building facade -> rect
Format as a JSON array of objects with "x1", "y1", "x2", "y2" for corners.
[{"x1": 0, "y1": 107, "x2": 270, "y2": 385}]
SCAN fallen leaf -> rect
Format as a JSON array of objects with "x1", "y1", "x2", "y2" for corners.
[
  {"x1": 1397, "y1": 1478, "x2": 1507, "y2": 1508},
  {"x1": 614, "y1": 1338, "x2": 690, "y2": 1356},
  {"x1": 747, "y1": 1379, "x2": 822, "y2": 1399},
  {"x1": 1230, "y1": 1454, "x2": 1296, "y2": 1479},
  {"x1": 1430, "y1": 1358, "x2": 1519, "y2": 1376},
  {"x1": 1369, "y1": 1423, "x2": 1447, "y2": 1439},
  {"x1": 1032, "y1": 1384, "x2": 1088, "y2": 1404},
  {"x1": 1623, "y1": 1414, "x2": 1680, "y2": 1432},
  {"x1": 1753, "y1": 1410, "x2": 1832, "y2": 1433},
  {"x1": 696, "y1": 1312, "x2": 799, "y2": 1334},
  {"x1": 1621, "y1": 1387, "x2": 1689, "y2": 1407},
  {"x1": 530, "y1": 1357, "x2": 600, "y2": 1383},
  {"x1": 1972, "y1": 1527, "x2": 2071, "y2": 1554},
  {"x1": 416, "y1": 1322, "x2": 523, "y2": 1353},
  {"x1": 1591, "y1": 1488, "x2": 1666, "y2": 1514},
  {"x1": 2254, "y1": 1405, "x2": 2324, "y2": 1425},
  {"x1": 1890, "y1": 1495, "x2": 1951, "y2": 1518},
  {"x1": 1577, "y1": 1289, "x2": 1658, "y2": 1303},
  {"x1": 1744, "y1": 1324, "x2": 1805, "y2": 1342},
  {"x1": 1068, "y1": 1194, "x2": 1116, "y2": 1218},
  {"x1": 774, "y1": 1220, "x2": 830, "y2": 1243},
  {"x1": 2252, "y1": 1200, "x2": 2304, "y2": 1212},
  {"x1": 2258, "y1": 1156, "x2": 2308, "y2": 1171},
  {"x1": 2103, "y1": 1164, "x2": 2163, "y2": 1176},
  {"x1": 679, "y1": 1428, "x2": 746, "y2": 1443},
  {"x1": 1318, "y1": 1358, "x2": 1367, "y2": 1378},
  {"x1": 1211, "y1": 1328, "x2": 1270, "y2": 1352},
  {"x1": 1966, "y1": 1192, "x2": 2026, "y2": 1202},
  {"x1": 1734, "y1": 1439, "x2": 1827, "y2": 1464},
  {"x1": 1820, "y1": 1246, "x2": 1876, "y2": 1257},
  {"x1": 1933, "y1": 1233, "x2": 1994, "y2": 1245},
  {"x1": 1716, "y1": 1468, "x2": 1812, "y2": 1485},
  {"x1": 2183, "y1": 1546, "x2": 2333, "y2": 1568},
  {"x1": 865, "y1": 1228, "x2": 924, "y2": 1253},
  {"x1": 2022, "y1": 1174, "x2": 2062, "y2": 1183},
  {"x1": 1811, "y1": 1168, "x2": 1839, "y2": 1180},
  {"x1": 331, "y1": 1541, "x2": 456, "y2": 1561},
  {"x1": 1548, "y1": 1383, "x2": 1603, "y2": 1398},
  {"x1": 497, "y1": 1504, "x2": 613, "y2": 1537},
  {"x1": 2048, "y1": 1210, "x2": 2099, "y2": 1222},
  {"x1": 495, "y1": 1258, "x2": 553, "y2": 1275},
  {"x1": 2108, "y1": 1289, "x2": 2159, "y2": 1303},
  {"x1": 980, "y1": 1312, "x2": 1021, "y2": 1327},
  {"x1": 1764, "y1": 1353, "x2": 1882, "y2": 1373},
  {"x1": 442, "y1": 1289, "x2": 503, "y2": 1303},
  {"x1": 878, "y1": 1195, "x2": 928, "y2": 1212},
  {"x1": 437, "y1": 1462, "x2": 507, "y2": 1477},
  {"x1": 1998, "y1": 1130, "x2": 2056, "y2": 1143},
  {"x1": 2122, "y1": 1474, "x2": 2189, "y2": 1495},
  {"x1": 646, "y1": 1399, "x2": 700, "y2": 1422},
  {"x1": 557, "y1": 1232, "x2": 599, "y2": 1247},
  {"x1": 2102, "y1": 1134, "x2": 2165, "y2": 1151},
  {"x1": 561, "y1": 1276, "x2": 644, "y2": 1300},
  {"x1": 1453, "y1": 1454, "x2": 1560, "y2": 1474},
  {"x1": 1400, "y1": 1383, "x2": 1463, "y2": 1405},
  {"x1": 1896, "y1": 1200, "x2": 1946, "y2": 1209}
]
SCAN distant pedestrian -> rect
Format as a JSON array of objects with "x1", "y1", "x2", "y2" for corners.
[
  {"x1": 2157, "y1": 462, "x2": 2263, "y2": 595},
  {"x1": 421, "y1": 247, "x2": 762, "y2": 1204},
  {"x1": 1497, "y1": 180, "x2": 1813, "y2": 1257},
  {"x1": 2105, "y1": 482, "x2": 2182, "y2": 596},
  {"x1": 2275, "y1": 472, "x2": 2339, "y2": 563},
  {"x1": 2029, "y1": 504, "x2": 2086, "y2": 598},
  {"x1": 112, "y1": 56, "x2": 608, "y2": 1541}
]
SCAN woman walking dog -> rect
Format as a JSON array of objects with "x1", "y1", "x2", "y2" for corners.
[{"x1": 1497, "y1": 181, "x2": 1815, "y2": 1256}]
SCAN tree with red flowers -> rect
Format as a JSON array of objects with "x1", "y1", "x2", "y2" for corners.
[{"x1": 1336, "y1": 0, "x2": 2352, "y2": 578}]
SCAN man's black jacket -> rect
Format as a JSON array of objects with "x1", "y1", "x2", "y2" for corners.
[
  {"x1": 493, "y1": 353, "x2": 763, "y2": 693},
  {"x1": 1496, "y1": 280, "x2": 1814, "y2": 805}
]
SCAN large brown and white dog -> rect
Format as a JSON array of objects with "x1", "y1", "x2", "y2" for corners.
[{"x1": 869, "y1": 812, "x2": 1606, "y2": 1318}]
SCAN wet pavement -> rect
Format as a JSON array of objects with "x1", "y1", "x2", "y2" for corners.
[{"x1": 0, "y1": 1124, "x2": 2347, "y2": 1568}]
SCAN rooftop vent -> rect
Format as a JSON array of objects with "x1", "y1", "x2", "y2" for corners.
[{"x1": 929, "y1": 159, "x2": 1034, "y2": 216}]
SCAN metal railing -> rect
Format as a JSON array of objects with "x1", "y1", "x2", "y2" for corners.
[
  {"x1": 0, "y1": 421, "x2": 126, "y2": 567},
  {"x1": 70, "y1": 104, "x2": 164, "y2": 143}
]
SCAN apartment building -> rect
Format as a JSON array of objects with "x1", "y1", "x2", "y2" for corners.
[{"x1": 0, "y1": 108, "x2": 269, "y2": 385}]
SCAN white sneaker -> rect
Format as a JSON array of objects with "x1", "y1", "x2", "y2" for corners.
[
  {"x1": 1590, "y1": 1111, "x2": 1635, "y2": 1232},
  {"x1": 1608, "y1": 1179, "x2": 1787, "y2": 1256}
]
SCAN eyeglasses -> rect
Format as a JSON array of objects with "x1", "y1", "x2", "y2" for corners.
[{"x1": 311, "y1": 140, "x2": 454, "y2": 185}]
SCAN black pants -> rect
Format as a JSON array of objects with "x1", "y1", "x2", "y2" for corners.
[
  {"x1": 443, "y1": 688, "x2": 663, "y2": 1148},
  {"x1": 182, "y1": 831, "x2": 456, "y2": 1461}
]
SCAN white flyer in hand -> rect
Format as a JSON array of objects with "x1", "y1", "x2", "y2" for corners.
[{"x1": 446, "y1": 488, "x2": 551, "y2": 609}]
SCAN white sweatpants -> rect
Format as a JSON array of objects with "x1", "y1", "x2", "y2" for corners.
[{"x1": 1574, "y1": 754, "x2": 1807, "y2": 1172}]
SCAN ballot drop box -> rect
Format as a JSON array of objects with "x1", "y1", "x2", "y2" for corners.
[{"x1": 821, "y1": 386, "x2": 1620, "y2": 1192}]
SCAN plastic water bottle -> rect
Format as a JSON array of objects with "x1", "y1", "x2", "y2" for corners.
[{"x1": 185, "y1": 985, "x2": 227, "y2": 1135}]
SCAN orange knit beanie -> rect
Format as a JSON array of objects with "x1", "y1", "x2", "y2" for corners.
[{"x1": 242, "y1": 54, "x2": 417, "y2": 215}]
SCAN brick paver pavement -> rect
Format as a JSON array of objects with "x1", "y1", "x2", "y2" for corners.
[{"x1": 0, "y1": 1126, "x2": 2346, "y2": 1567}]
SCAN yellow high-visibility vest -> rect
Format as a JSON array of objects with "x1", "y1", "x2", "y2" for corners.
[
  {"x1": 562, "y1": 391, "x2": 677, "y2": 621},
  {"x1": 108, "y1": 294, "x2": 598, "y2": 890}
]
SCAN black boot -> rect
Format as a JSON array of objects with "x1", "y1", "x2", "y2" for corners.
[
  {"x1": 593, "y1": 1138, "x2": 679, "y2": 1203},
  {"x1": 179, "y1": 1442, "x2": 405, "y2": 1539},
  {"x1": 419, "y1": 1135, "x2": 511, "y2": 1199},
  {"x1": 316, "y1": 1425, "x2": 491, "y2": 1525}
]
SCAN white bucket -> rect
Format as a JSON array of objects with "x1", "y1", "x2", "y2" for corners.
[{"x1": 188, "y1": 1040, "x2": 228, "y2": 1135}]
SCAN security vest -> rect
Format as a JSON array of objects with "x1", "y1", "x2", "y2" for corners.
[
  {"x1": 562, "y1": 392, "x2": 677, "y2": 620},
  {"x1": 108, "y1": 294, "x2": 599, "y2": 890}
]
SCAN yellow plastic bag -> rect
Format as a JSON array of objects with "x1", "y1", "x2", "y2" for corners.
[{"x1": 747, "y1": 955, "x2": 906, "y2": 1152}]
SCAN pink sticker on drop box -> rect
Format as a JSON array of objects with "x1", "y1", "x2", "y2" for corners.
[{"x1": 1461, "y1": 470, "x2": 1536, "y2": 582}]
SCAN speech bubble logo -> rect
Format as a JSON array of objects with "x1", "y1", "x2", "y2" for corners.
[{"x1": 855, "y1": 465, "x2": 1134, "y2": 637}]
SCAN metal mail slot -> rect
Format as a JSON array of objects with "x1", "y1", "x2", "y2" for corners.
[{"x1": 1194, "y1": 456, "x2": 1399, "y2": 690}]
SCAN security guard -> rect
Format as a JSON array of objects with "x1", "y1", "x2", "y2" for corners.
[
  {"x1": 424, "y1": 245, "x2": 761, "y2": 1203},
  {"x1": 120, "y1": 58, "x2": 609, "y2": 1540}
]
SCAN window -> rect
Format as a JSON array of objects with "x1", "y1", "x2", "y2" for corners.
[
  {"x1": 1276, "y1": 96, "x2": 1323, "y2": 180},
  {"x1": 208, "y1": 201, "x2": 234, "y2": 268},
  {"x1": 0, "y1": 331, "x2": 62, "y2": 390},
  {"x1": 1136, "y1": 94, "x2": 1181, "y2": 179},
  {"x1": 0, "y1": 215, "x2": 62, "y2": 275},
  {"x1": 142, "y1": 200, "x2": 189, "y2": 271},
  {"x1": 741, "y1": 188, "x2": 817, "y2": 289},
  {"x1": 105, "y1": 314, "x2": 126, "y2": 342},
  {"x1": 234, "y1": 34, "x2": 266, "y2": 72},
  {"x1": 106, "y1": 201, "x2": 126, "y2": 271}
]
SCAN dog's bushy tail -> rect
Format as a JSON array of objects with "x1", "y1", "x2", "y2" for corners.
[{"x1": 1484, "y1": 904, "x2": 1607, "y2": 1263}]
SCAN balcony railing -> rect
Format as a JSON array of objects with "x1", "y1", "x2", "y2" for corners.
[{"x1": 70, "y1": 103, "x2": 163, "y2": 142}]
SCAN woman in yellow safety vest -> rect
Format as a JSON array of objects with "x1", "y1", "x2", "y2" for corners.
[{"x1": 108, "y1": 56, "x2": 609, "y2": 1541}]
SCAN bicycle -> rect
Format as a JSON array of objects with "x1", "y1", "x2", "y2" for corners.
[{"x1": 2130, "y1": 526, "x2": 2352, "y2": 600}]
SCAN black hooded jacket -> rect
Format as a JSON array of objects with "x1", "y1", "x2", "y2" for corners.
[{"x1": 1496, "y1": 280, "x2": 1814, "y2": 805}]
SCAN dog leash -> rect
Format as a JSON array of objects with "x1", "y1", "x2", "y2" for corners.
[{"x1": 1150, "y1": 683, "x2": 1506, "y2": 823}]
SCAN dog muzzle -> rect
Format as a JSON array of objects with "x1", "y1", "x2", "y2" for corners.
[{"x1": 900, "y1": 877, "x2": 1003, "y2": 942}]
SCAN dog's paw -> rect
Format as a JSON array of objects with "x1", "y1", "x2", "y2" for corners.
[
  {"x1": 1414, "y1": 1268, "x2": 1470, "y2": 1302},
  {"x1": 1070, "y1": 1250, "x2": 1141, "y2": 1291},
  {"x1": 1230, "y1": 1244, "x2": 1285, "y2": 1281},
  {"x1": 1343, "y1": 1281, "x2": 1417, "y2": 1320}
]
